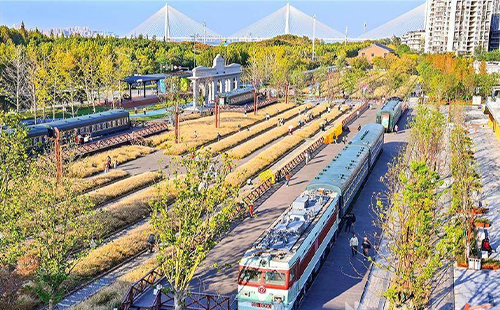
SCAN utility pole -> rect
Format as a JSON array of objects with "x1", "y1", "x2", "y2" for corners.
[
  {"x1": 174, "y1": 103, "x2": 180, "y2": 143},
  {"x1": 193, "y1": 34, "x2": 197, "y2": 68},
  {"x1": 345, "y1": 26, "x2": 348, "y2": 45},
  {"x1": 312, "y1": 14, "x2": 316, "y2": 60},
  {"x1": 363, "y1": 22, "x2": 367, "y2": 36},
  {"x1": 285, "y1": 2, "x2": 290, "y2": 35}
]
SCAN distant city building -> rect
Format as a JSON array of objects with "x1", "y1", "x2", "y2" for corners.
[
  {"x1": 424, "y1": 0, "x2": 496, "y2": 54},
  {"x1": 489, "y1": 12, "x2": 500, "y2": 50},
  {"x1": 357, "y1": 43, "x2": 395, "y2": 62},
  {"x1": 12, "y1": 24, "x2": 116, "y2": 38},
  {"x1": 473, "y1": 60, "x2": 500, "y2": 73},
  {"x1": 401, "y1": 29, "x2": 425, "y2": 52}
]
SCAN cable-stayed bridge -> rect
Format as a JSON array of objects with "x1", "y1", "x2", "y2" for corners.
[
  {"x1": 127, "y1": 3, "x2": 222, "y2": 42},
  {"x1": 229, "y1": 3, "x2": 345, "y2": 42},
  {"x1": 358, "y1": 3, "x2": 426, "y2": 39},
  {"x1": 127, "y1": 2, "x2": 426, "y2": 43}
]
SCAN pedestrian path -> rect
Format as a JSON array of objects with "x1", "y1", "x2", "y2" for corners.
[
  {"x1": 452, "y1": 121, "x2": 500, "y2": 309},
  {"x1": 300, "y1": 107, "x2": 411, "y2": 310}
]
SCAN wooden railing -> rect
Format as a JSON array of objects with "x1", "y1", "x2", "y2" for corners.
[{"x1": 121, "y1": 267, "x2": 165, "y2": 310}]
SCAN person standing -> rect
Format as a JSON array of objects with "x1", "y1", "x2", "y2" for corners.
[
  {"x1": 342, "y1": 136, "x2": 347, "y2": 144},
  {"x1": 113, "y1": 158, "x2": 118, "y2": 169},
  {"x1": 362, "y1": 236, "x2": 372, "y2": 257},
  {"x1": 394, "y1": 124, "x2": 399, "y2": 134},
  {"x1": 194, "y1": 131, "x2": 198, "y2": 139},
  {"x1": 285, "y1": 173, "x2": 291, "y2": 187},
  {"x1": 356, "y1": 110, "x2": 360, "y2": 119},
  {"x1": 217, "y1": 132, "x2": 222, "y2": 141},
  {"x1": 349, "y1": 234, "x2": 359, "y2": 256},
  {"x1": 143, "y1": 107, "x2": 146, "y2": 115},
  {"x1": 344, "y1": 213, "x2": 354, "y2": 232},
  {"x1": 305, "y1": 151, "x2": 310, "y2": 165}
]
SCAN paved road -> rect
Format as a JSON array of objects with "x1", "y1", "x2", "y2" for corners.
[
  {"x1": 300, "y1": 106, "x2": 412, "y2": 310},
  {"x1": 132, "y1": 102, "x2": 383, "y2": 308},
  {"x1": 452, "y1": 114, "x2": 500, "y2": 310}
]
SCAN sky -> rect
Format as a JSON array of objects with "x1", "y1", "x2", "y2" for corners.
[{"x1": 0, "y1": 0, "x2": 425, "y2": 37}]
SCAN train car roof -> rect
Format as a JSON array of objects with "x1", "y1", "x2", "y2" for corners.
[
  {"x1": 44, "y1": 109, "x2": 128, "y2": 132},
  {"x1": 349, "y1": 123, "x2": 384, "y2": 149},
  {"x1": 219, "y1": 86, "x2": 254, "y2": 98},
  {"x1": 307, "y1": 144, "x2": 370, "y2": 194},
  {"x1": 379, "y1": 99, "x2": 402, "y2": 114},
  {"x1": 27, "y1": 109, "x2": 128, "y2": 136}
]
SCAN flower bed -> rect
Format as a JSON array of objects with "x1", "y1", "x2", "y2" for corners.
[{"x1": 69, "y1": 145, "x2": 155, "y2": 178}]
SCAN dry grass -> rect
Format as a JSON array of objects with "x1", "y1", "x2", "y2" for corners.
[
  {"x1": 71, "y1": 223, "x2": 151, "y2": 284},
  {"x1": 207, "y1": 104, "x2": 309, "y2": 154},
  {"x1": 87, "y1": 171, "x2": 161, "y2": 206},
  {"x1": 73, "y1": 170, "x2": 129, "y2": 193},
  {"x1": 69, "y1": 145, "x2": 155, "y2": 178},
  {"x1": 228, "y1": 103, "x2": 329, "y2": 159},
  {"x1": 147, "y1": 102, "x2": 291, "y2": 154},
  {"x1": 69, "y1": 258, "x2": 157, "y2": 310},
  {"x1": 226, "y1": 108, "x2": 344, "y2": 186}
]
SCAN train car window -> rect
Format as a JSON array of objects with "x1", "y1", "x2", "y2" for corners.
[
  {"x1": 289, "y1": 268, "x2": 295, "y2": 282},
  {"x1": 112, "y1": 120, "x2": 116, "y2": 127},
  {"x1": 239, "y1": 268, "x2": 261, "y2": 284},
  {"x1": 265, "y1": 271, "x2": 286, "y2": 286}
]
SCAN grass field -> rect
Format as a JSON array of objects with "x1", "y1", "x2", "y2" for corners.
[
  {"x1": 147, "y1": 102, "x2": 292, "y2": 154},
  {"x1": 228, "y1": 103, "x2": 329, "y2": 159},
  {"x1": 87, "y1": 171, "x2": 161, "y2": 206},
  {"x1": 69, "y1": 145, "x2": 155, "y2": 178},
  {"x1": 207, "y1": 104, "x2": 310, "y2": 154},
  {"x1": 73, "y1": 170, "x2": 129, "y2": 193}
]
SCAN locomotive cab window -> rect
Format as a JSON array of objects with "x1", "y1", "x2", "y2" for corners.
[
  {"x1": 265, "y1": 270, "x2": 286, "y2": 286},
  {"x1": 239, "y1": 268, "x2": 261, "y2": 284}
]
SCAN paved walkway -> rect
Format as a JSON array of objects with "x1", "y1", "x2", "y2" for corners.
[
  {"x1": 301, "y1": 106, "x2": 412, "y2": 310},
  {"x1": 452, "y1": 118, "x2": 500, "y2": 309},
  {"x1": 132, "y1": 103, "x2": 381, "y2": 308}
]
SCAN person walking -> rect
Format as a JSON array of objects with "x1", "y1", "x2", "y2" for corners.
[
  {"x1": 288, "y1": 124, "x2": 294, "y2": 135},
  {"x1": 305, "y1": 151, "x2": 311, "y2": 165},
  {"x1": 143, "y1": 107, "x2": 147, "y2": 115},
  {"x1": 113, "y1": 158, "x2": 118, "y2": 169},
  {"x1": 194, "y1": 131, "x2": 198, "y2": 139},
  {"x1": 362, "y1": 236, "x2": 372, "y2": 257},
  {"x1": 344, "y1": 213, "x2": 354, "y2": 232},
  {"x1": 356, "y1": 110, "x2": 360, "y2": 119},
  {"x1": 358, "y1": 124, "x2": 362, "y2": 132},
  {"x1": 147, "y1": 234, "x2": 156, "y2": 253},
  {"x1": 217, "y1": 132, "x2": 222, "y2": 141},
  {"x1": 349, "y1": 234, "x2": 359, "y2": 256},
  {"x1": 249, "y1": 203, "x2": 254, "y2": 217},
  {"x1": 285, "y1": 173, "x2": 291, "y2": 187},
  {"x1": 104, "y1": 161, "x2": 110, "y2": 174},
  {"x1": 394, "y1": 124, "x2": 399, "y2": 134},
  {"x1": 342, "y1": 136, "x2": 347, "y2": 144}
]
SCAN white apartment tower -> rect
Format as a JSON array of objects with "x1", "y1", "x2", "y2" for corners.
[{"x1": 424, "y1": 0, "x2": 497, "y2": 54}]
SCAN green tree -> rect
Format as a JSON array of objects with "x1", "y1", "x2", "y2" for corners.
[{"x1": 151, "y1": 149, "x2": 240, "y2": 309}]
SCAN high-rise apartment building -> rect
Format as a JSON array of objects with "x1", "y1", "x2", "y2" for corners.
[{"x1": 424, "y1": 0, "x2": 496, "y2": 54}]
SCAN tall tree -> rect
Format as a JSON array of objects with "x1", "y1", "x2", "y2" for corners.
[{"x1": 151, "y1": 150, "x2": 240, "y2": 310}]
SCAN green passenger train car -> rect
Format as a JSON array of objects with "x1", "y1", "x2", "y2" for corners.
[{"x1": 376, "y1": 98, "x2": 403, "y2": 132}]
